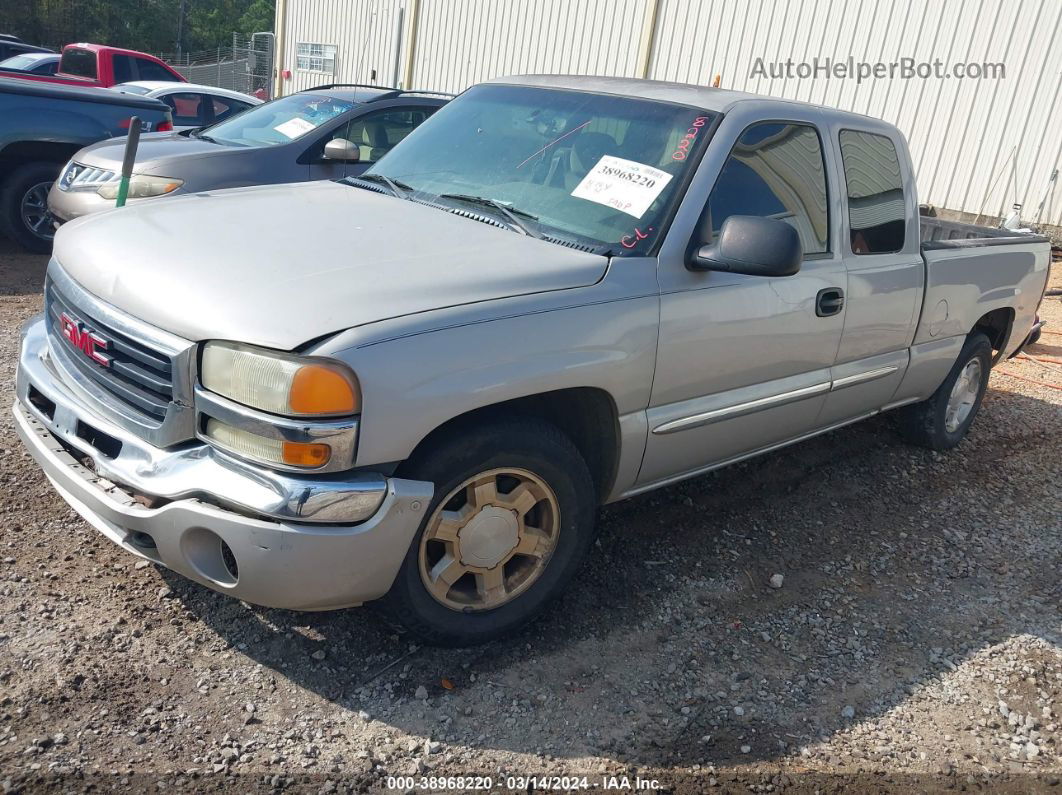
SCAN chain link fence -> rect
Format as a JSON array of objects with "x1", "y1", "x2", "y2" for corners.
[{"x1": 158, "y1": 33, "x2": 273, "y2": 100}]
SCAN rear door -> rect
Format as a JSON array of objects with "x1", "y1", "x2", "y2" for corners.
[
  {"x1": 160, "y1": 91, "x2": 210, "y2": 129},
  {"x1": 816, "y1": 123, "x2": 922, "y2": 426},
  {"x1": 639, "y1": 106, "x2": 848, "y2": 488}
]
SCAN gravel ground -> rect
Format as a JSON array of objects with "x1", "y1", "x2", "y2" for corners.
[{"x1": 0, "y1": 238, "x2": 1059, "y2": 794}]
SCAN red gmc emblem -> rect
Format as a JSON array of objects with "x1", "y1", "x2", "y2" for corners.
[{"x1": 59, "y1": 312, "x2": 111, "y2": 367}]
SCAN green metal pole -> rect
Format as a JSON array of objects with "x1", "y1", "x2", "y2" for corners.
[{"x1": 115, "y1": 117, "x2": 142, "y2": 208}]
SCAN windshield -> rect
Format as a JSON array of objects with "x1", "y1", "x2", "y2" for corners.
[
  {"x1": 200, "y1": 93, "x2": 355, "y2": 147},
  {"x1": 365, "y1": 84, "x2": 713, "y2": 254},
  {"x1": 59, "y1": 47, "x2": 96, "y2": 78},
  {"x1": 0, "y1": 54, "x2": 39, "y2": 69},
  {"x1": 112, "y1": 83, "x2": 151, "y2": 95}
]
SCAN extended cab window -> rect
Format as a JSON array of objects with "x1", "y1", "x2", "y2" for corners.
[
  {"x1": 707, "y1": 122, "x2": 829, "y2": 254},
  {"x1": 137, "y1": 58, "x2": 178, "y2": 81},
  {"x1": 839, "y1": 130, "x2": 905, "y2": 254},
  {"x1": 113, "y1": 56, "x2": 139, "y2": 83},
  {"x1": 60, "y1": 48, "x2": 97, "y2": 79}
]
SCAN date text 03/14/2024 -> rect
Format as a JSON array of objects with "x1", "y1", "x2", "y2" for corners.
[{"x1": 384, "y1": 774, "x2": 662, "y2": 790}]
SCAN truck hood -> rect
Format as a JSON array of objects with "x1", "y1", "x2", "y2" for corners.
[
  {"x1": 52, "y1": 180, "x2": 609, "y2": 349},
  {"x1": 77, "y1": 132, "x2": 235, "y2": 171}
]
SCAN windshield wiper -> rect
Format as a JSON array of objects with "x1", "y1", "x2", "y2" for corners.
[
  {"x1": 437, "y1": 193, "x2": 543, "y2": 239},
  {"x1": 348, "y1": 173, "x2": 413, "y2": 200}
]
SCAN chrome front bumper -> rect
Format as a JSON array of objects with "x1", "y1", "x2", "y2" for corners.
[{"x1": 14, "y1": 315, "x2": 434, "y2": 610}]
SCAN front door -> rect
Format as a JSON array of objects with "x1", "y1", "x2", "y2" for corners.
[
  {"x1": 308, "y1": 106, "x2": 437, "y2": 181},
  {"x1": 639, "y1": 117, "x2": 846, "y2": 488}
]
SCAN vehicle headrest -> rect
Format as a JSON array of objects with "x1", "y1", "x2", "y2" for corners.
[
  {"x1": 571, "y1": 131, "x2": 618, "y2": 172},
  {"x1": 359, "y1": 121, "x2": 388, "y2": 148}
]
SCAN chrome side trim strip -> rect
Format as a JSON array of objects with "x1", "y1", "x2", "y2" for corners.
[
  {"x1": 652, "y1": 381, "x2": 831, "y2": 435},
  {"x1": 628, "y1": 411, "x2": 880, "y2": 498},
  {"x1": 652, "y1": 363, "x2": 904, "y2": 436},
  {"x1": 829, "y1": 365, "x2": 899, "y2": 391}
]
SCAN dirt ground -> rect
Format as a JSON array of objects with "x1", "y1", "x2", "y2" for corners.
[{"x1": 0, "y1": 237, "x2": 1059, "y2": 794}]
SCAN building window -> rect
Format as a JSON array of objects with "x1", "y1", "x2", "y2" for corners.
[{"x1": 295, "y1": 43, "x2": 336, "y2": 74}]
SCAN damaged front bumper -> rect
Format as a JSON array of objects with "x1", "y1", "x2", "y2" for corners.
[{"x1": 13, "y1": 314, "x2": 433, "y2": 610}]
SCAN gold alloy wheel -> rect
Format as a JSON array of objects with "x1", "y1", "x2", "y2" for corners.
[{"x1": 419, "y1": 467, "x2": 561, "y2": 611}]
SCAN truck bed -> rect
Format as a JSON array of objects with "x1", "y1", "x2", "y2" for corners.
[
  {"x1": 915, "y1": 216, "x2": 1051, "y2": 355},
  {"x1": 919, "y1": 215, "x2": 1049, "y2": 248}
]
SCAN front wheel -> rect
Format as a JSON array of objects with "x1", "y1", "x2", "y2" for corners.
[
  {"x1": 896, "y1": 331, "x2": 992, "y2": 450},
  {"x1": 378, "y1": 418, "x2": 597, "y2": 646}
]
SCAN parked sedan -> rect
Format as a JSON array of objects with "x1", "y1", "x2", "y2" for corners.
[
  {"x1": 49, "y1": 84, "x2": 449, "y2": 223},
  {"x1": 0, "y1": 35, "x2": 52, "y2": 62},
  {"x1": 111, "y1": 81, "x2": 261, "y2": 131},
  {"x1": 0, "y1": 52, "x2": 60, "y2": 76}
]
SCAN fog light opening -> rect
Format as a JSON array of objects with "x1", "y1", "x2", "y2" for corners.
[
  {"x1": 128, "y1": 531, "x2": 157, "y2": 550},
  {"x1": 181, "y1": 527, "x2": 239, "y2": 587},
  {"x1": 221, "y1": 540, "x2": 239, "y2": 581}
]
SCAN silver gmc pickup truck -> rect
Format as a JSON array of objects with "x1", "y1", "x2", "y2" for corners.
[{"x1": 14, "y1": 75, "x2": 1051, "y2": 646}]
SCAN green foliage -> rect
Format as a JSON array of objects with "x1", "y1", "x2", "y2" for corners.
[{"x1": 0, "y1": 0, "x2": 275, "y2": 54}]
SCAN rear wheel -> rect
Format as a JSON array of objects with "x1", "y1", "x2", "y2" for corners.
[
  {"x1": 0, "y1": 162, "x2": 59, "y2": 254},
  {"x1": 378, "y1": 418, "x2": 596, "y2": 646},
  {"x1": 896, "y1": 332, "x2": 992, "y2": 450}
]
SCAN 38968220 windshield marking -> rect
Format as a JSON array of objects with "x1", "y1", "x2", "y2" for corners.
[{"x1": 671, "y1": 116, "x2": 711, "y2": 161}]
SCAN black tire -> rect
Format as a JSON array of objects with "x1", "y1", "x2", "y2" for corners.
[
  {"x1": 0, "y1": 162, "x2": 60, "y2": 254},
  {"x1": 896, "y1": 331, "x2": 992, "y2": 451},
  {"x1": 377, "y1": 417, "x2": 596, "y2": 647}
]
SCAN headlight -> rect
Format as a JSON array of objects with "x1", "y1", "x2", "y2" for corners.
[
  {"x1": 97, "y1": 174, "x2": 183, "y2": 200},
  {"x1": 200, "y1": 341, "x2": 360, "y2": 417}
]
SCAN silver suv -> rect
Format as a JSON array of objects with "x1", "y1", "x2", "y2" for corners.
[{"x1": 48, "y1": 83, "x2": 448, "y2": 223}]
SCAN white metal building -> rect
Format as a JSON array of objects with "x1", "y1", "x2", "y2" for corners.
[{"x1": 274, "y1": 0, "x2": 1062, "y2": 235}]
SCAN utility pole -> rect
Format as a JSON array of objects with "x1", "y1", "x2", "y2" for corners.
[{"x1": 175, "y1": 0, "x2": 188, "y2": 57}]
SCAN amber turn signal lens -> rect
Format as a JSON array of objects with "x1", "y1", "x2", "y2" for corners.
[
  {"x1": 289, "y1": 364, "x2": 359, "y2": 415},
  {"x1": 281, "y1": 440, "x2": 331, "y2": 468}
]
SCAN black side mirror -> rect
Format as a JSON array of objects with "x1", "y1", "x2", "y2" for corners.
[{"x1": 688, "y1": 215, "x2": 802, "y2": 277}]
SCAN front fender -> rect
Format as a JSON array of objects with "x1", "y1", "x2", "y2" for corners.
[{"x1": 323, "y1": 296, "x2": 659, "y2": 471}]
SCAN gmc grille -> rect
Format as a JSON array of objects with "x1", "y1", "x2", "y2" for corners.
[{"x1": 45, "y1": 279, "x2": 174, "y2": 422}]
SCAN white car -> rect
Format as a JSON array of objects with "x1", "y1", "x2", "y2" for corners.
[{"x1": 110, "y1": 81, "x2": 262, "y2": 131}]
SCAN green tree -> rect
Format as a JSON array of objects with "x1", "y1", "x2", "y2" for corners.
[{"x1": 0, "y1": 0, "x2": 273, "y2": 55}]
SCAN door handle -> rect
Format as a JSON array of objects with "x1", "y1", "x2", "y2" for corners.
[{"x1": 816, "y1": 288, "x2": 845, "y2": 317}]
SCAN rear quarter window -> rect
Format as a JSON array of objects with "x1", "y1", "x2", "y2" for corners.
[
  {"x1": 60, "y1": 48, "x2": 97, "y2": 79},
  {"x1": 838, "y1": 130, "x2": 906, "y2": 254}
]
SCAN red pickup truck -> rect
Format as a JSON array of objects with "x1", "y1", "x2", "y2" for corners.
[{"x1": 8, "y1": 43, "x2": 185, "y2": 88}]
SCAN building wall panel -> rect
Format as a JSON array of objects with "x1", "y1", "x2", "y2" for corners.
[
  {"x1": 408, "y1": 0, "x2": 648, "y2": 93},
  {"x1": 284, "y1": 0, "x2": 404, "y2": 93},
  {"x1": 281, "y1": 0, "x2": 1062, "y2": 227}
]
